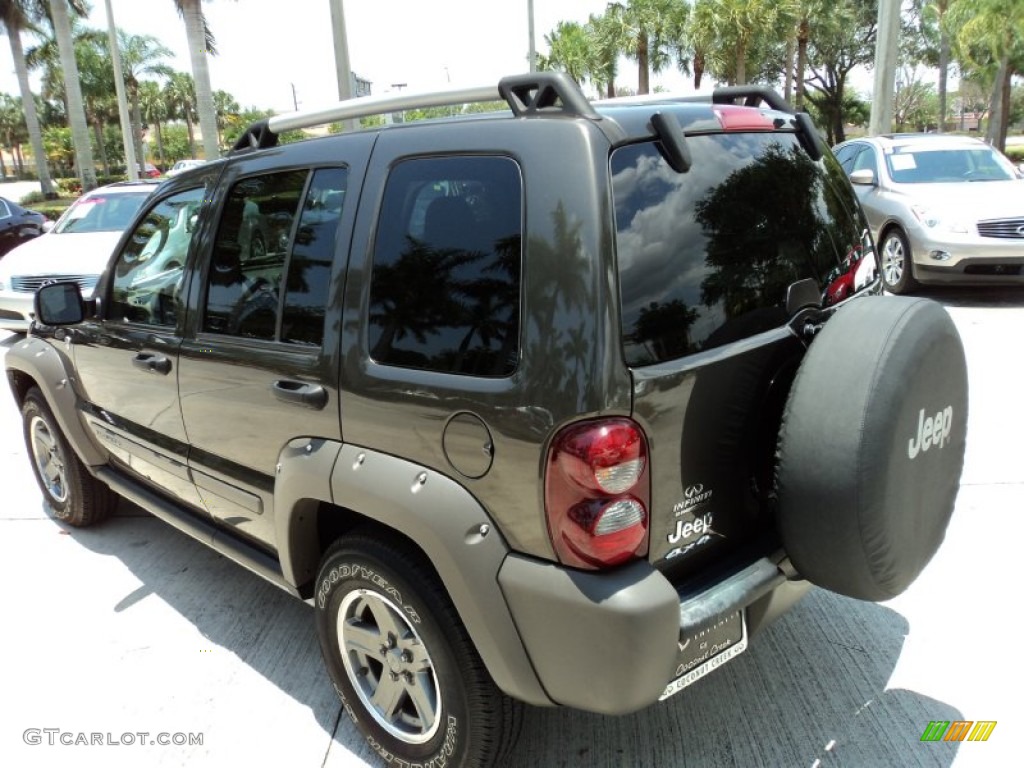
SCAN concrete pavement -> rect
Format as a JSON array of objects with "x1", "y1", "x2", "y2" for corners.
[{"x1": 1, "y1": 288, "x2": 1021, "y2": 768}]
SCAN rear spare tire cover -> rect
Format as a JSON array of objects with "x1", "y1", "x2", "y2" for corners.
[{"x1": 776, "y1": 296, "x2": 967, "y2": 601}]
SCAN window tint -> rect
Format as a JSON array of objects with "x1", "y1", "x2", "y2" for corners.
[
  {"x1": 0, "y1": 199, "x2": 10, "y2": 218},
  {"x1": 612, "y1": 133, "x2": 865, "y2": 366},
  {"x1": 108, "y1": 187, "x2": 206, "y2": 326},
  {"x1": 369, "y1": 156, "x2": 522, "y2": 377},
  {"x1": 833, "y1": 144, "x2": 858, "y2": 173},
  {"x1": 281, "y1": 168, "x2": 347, "y2": 346},
  {"x1": 203, "y1": 170, "x2": 306, "y2": 339}
]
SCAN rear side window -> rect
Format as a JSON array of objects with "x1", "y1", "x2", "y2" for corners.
[
  {"x1": 612, "y1": 133, "x2": 865, "y2": 366},
  {"x1": 369, "y1": 155, "x2": 522, "y2": 377}
]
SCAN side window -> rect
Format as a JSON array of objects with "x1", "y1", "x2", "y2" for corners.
[
  {"x1": 203, "y1": 170, "x2": 306, "y2": 339},
  {"x1": 851, "y1": 145, "x2": 877, "y2": 175},
  {"x1": 833, "y1": 144, "x2": 856, "y2": 173},
  {"x1": 0, "y1": 199, "x2": 10, "y2": 218},
  {"x1": 369, "y1": 156, "x2": 522, "y2": 377},
  {"x1": 108, "y1": 187, "x2": 206, "y2": 326},
  {"x1": 281, "y1": 168, "x2": 348, "y2": 346}
]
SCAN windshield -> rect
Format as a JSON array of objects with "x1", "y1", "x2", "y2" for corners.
[
  {"x1": 54, "y1": 191, "x2": 152, "y2": 234},
  {"x1": 612, "y1": 132, "x2": 868, "y2": 367},
  {"x1": 885, "y1": 146, "x2": 1015, "y2": 184}
]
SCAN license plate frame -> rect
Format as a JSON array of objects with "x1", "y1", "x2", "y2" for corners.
[{"x1": 659, "y1": 611, "x2": 747, "y2": 701}]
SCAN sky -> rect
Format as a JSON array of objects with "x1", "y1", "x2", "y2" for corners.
[{"x1": 0, "y1": 0, "x2": 700, "y2": 116}]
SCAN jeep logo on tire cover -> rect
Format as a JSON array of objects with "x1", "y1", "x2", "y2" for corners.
[{"x1": 907, "y1": 406, "x2": 954, "y2": 460}]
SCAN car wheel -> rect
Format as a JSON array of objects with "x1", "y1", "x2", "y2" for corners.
[
  {"x1": 315, "y1": 533, "x2": 521, "y2": 767},
  {"x1": 22, "y1": 388, "x2": 115, "y2": 527},
  {"x1": 249, "y1": 231, "x2": 267, "y2": 262},
  {"x1": 879, "y1": 228, "x2": 918, "y2": 294}
]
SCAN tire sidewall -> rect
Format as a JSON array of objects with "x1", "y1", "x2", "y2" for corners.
[{"x1": 315, "y1": 547, "x2": 469, "y2": 767}]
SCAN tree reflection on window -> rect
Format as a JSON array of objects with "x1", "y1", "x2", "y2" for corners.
[{"x1": 368, "y1": 157, "x2": 522, "y2": 377}]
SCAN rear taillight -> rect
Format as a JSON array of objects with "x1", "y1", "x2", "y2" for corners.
[{"x1": 545, "y1": 418, "x2": 650, "y2": 569}]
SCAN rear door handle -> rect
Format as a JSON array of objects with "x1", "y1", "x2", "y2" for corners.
[
  {"x1": 132, "y1": 352, "x2": 172, "y2": 375},
  {"x1": 271, "y1": 380, "x2": 327, "y2": 410}
]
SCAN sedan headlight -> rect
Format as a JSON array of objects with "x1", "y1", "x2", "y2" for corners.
[{"x1": 910, "y1": 204, "x2": 969, "y2": 234}]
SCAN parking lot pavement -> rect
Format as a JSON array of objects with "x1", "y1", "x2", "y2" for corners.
[{"x1": 2, "y1": 290, "x2": 1022, "y2": 768}]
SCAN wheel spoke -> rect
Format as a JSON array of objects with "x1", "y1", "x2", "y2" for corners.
[
  {"x1": 404, "y1": 671, "x2": 438, "y2": 727},
  {"x1": 371, "y1": 672, "x2": 406, "y2": 722},
  {"x1": 365, "y1": 599, "x2": 406, "y2": 646},
  {"x1": 342, "y1": 619, "x2": 382, "y2": 658}
]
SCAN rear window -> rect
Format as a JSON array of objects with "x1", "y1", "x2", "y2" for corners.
[{"x1": 612, "y1": 133, "x2": 865, "y2": 366}]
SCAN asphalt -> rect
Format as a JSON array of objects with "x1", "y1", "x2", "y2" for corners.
[{"x1": 1, "y1": 289, "x2": 1021, "y2": 768}]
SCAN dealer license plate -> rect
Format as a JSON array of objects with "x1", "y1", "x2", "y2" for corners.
[{"x1": 659, "y1": 611, "x2": 747, "y2": 701}]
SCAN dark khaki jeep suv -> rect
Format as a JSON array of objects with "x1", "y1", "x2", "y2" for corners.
[{"x1": 7, "y1": 73, "x2": 968, "y2": 767}]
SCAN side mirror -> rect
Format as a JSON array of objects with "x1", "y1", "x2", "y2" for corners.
[
  {"x1": 35, "y1": 282, "x2": 85, "y2": 326},
  {"x1": 849, "y1": 168, "x2": 876, "y2": 186}
]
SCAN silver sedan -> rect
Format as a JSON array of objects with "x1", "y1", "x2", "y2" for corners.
[{"x1": 833, "y1": 134, "x2": 1024, "y2": 293}]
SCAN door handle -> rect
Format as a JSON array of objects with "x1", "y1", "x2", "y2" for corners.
[
  {"x1": 132, "y1": 352, "x2": 172, "y2": 375},
  {"x1": 271, "y1": 380, "x2": 327, "y2": 410}
]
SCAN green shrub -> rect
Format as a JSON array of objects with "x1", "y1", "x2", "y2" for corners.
[
  {"x1": 1004, "y1": 144, "x2": 1024, "y2": 162},
  {"x1": 19, "y1": 190, "x2": 47, "y2": 205},
  {"x1": 55, "y1": 177, "x2": 82, "y2": 197}
]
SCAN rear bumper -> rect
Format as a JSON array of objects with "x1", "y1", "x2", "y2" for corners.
[{"x1": 497, "y1": 554, "x2": 809, "y2": 715}]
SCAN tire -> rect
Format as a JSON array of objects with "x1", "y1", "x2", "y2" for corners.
[
  {"x1": 879, "y1": 227, "x2": 918, "y2": 294},
  {"x1": 22, "y1": 388, "x2": 115, "y2": 527},
  {"x1": 315, "y1": 534, "x2": 521, "y2": 768},
  {"x1": 775, "y1": 296, "x2": 968, "y2": 601}
]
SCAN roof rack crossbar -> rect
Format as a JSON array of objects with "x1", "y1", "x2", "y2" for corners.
[{"x1": 267, "y1": 84, "x2": 501, "y2": 135}]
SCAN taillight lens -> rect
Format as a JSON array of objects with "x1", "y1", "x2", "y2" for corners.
[{"x1": 545, "y1": 418, "x2": 650, "y2": 569}]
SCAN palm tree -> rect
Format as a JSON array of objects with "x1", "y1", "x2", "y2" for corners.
[
  {"x1": 139, "y1": 80, "x2": 167, "y2": 166},
  {"x1": 165, "y1": 71, "x2": 197, "y2": 158},
  {"x1": 923, "y1": 0, "x2": 954, "y2": 132},
  {"x1": 173, "y1": 0, "x2": 232, "y2": 160},
  {"x1": 118, "y1": 31, "x2": 173, "y2": 167},
  {"x1": 0, "y1": 0, "x2": 54, "y2": 194},
  {"x1": 606, "y1": 0, "x2": 688, "y2": 94},
  {"x1": 213, "y1": 89, "x2": 238, "y2": 149},
  {"x1": 949, "y1": 0, "x2": 1023, "y2": 149},
  {"x1": 544, "y1": 21, "x2": 592, "y2": 89},
  {"x1": 690, "y1": 0, "x2": 798, "y2": 86},
  {"x1": 47, "y1": 0, "x2": 96, "y2": 189}
]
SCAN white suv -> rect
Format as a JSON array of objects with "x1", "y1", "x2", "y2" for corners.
[{"x1": 0, "y1": 181, "x2": 159, "y2": 332}]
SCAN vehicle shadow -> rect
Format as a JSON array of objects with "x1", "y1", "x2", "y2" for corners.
[{"x1": 57, "y1": 499, "x2": 962, "y2": 768}]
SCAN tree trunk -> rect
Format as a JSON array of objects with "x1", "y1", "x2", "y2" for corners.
[
  {"x1": 795, "y1": 18, "x2": 809, "y2": 110},
  {"x1": 606, "y1": 80, "x2": 615, "y2": 99},
  {"x1": 985, "y1": 57, "x2": 1008, "y2": 150},
  {"x1": 185, "y1": 111, "x2": 196, "y2": 158},
  {"x1": 735, "y1": 40, "x2": 747, "y2": 85},
  {"x1": 784, "y1": 35, "x2": 795, "y2": 101},
  {"x1": 50, "y1": 0, "x2": 98, "y2": 191},
  {"x1": 0, "y1": 148, "x2": 7, "y2": 179},
  {"x1": 637, "y1": 34, "x2": 649, "y2": 94},
  {"x1": 182, "y1": 0, "x2": 220, "y2": 160},
  {"x1": 937, "y1": 28, "x2": 950, "y2": 132},
  {"x1": 694, "y1": 49, "x2": 705, "y2": 90},
  {"x1": 130, "y1": 92, "x2": 145, "y2": 169},
  {"x1": 93, "y1": 119, "x2": 109, "y2": 175},
  {"x1": 8, "y1": 28, "x2": 55, "y2": 196},
  {"x1": 154, "y1": 120, "x2": 165, "y2": 166}
]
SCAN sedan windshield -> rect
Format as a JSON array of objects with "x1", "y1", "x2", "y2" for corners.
[
  {"x1": 885, "y1": 147, "x2": 1015, "y2": 184},
  {"x1": 54, "y1": 191, "x2": 152, "y2": 234}
]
